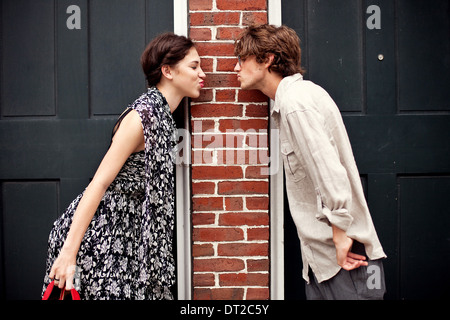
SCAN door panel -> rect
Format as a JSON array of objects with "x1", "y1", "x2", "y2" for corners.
[
  {"x1": 282, "y1": 0, "x2": 450, "y2": 300},
  {"x1": 90, "y1": 0, "x2": 147, "y2": 116},
  {"x1": 397, "y1": 0, "x2": 450, "y2": 112},
  {"x1": 1, "y1": 182, "x2": 59, "y2": 300},
  {"x1": 305, "y1": 0, "x2": 364, "y2": 112},
  {"x1": 399, "y1": 176, "x2": 450, "y2": 299},
  {"x1": 1, "y1": 0, "x2": 56, "y2": 117},
  {"x1": 0, "y1": 0, "x2": 174, "y2": 299}
]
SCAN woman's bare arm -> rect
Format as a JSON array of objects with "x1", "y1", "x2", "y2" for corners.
[{"x1": 49, "y1": 110, "x2": 144, "y2": 289}]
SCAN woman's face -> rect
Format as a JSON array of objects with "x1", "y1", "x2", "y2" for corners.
[{"x1": 171, "y1": 47, "x2": 206, "y2": 98}]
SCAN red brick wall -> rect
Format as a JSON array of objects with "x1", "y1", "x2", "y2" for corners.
[{"x1": 189, "y1": 0, "x2": 270, "y2": 300}]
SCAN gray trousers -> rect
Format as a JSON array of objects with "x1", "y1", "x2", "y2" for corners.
[{"x1": 305, "y1": 242, "x2": 386, "y2": 300}]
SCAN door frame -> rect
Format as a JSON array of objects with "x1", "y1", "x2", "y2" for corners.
[
  {"x1": 267, "y1": 0, "x2": 285, "y2": 301},
  {"x1": 173, "y1": 0, "x2": 192, "y2": 300}
]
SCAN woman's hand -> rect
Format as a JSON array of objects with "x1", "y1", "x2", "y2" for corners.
[{"x1": 49, "y1": 248, "x2": 77, "y2": 290}]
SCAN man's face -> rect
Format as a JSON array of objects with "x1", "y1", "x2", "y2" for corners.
[{"x1": 234, "y1": 55, "x2": 266, "y2": 91}]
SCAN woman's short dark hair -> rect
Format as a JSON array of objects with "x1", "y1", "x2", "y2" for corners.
[{"x1": 141, "y1": 32, "x2": 195, "y2": 87}]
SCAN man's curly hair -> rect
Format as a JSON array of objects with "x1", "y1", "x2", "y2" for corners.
[{"x1": 234, "y1": 24, "x2": 306, "y2": 77}]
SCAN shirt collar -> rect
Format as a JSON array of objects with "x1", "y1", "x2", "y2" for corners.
[
  {"x1": 271, "y1": 73, "x2": 304, "y2": 115},
  {"x1": 149, "y1": 86, "x2": 172, "y2": 117}
]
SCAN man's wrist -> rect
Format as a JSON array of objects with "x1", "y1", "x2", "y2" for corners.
[{"x1": 331, "y1": 225, "x2": 345, "y2": 243}]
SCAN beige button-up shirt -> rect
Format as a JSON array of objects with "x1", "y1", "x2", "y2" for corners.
[{"x1": 272, "y1": 74, "x2": 386, "y2": 283}]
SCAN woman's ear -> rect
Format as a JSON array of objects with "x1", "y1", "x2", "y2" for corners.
[{"x1": 161, "y1": 65, "x2": 173, "y2": 80}]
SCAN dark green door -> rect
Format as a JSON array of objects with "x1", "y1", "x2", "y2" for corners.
[
  {"x1": 0, "y1": 0, "x2": 173, "y2": 300},
  {"x1": 282, "y1": 0, "x2": 450, "y2": 300}
]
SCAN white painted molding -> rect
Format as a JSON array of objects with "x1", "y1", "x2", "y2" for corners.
[
  {"x1": 174, "y1": 0, "x2": 191, "y2": 300},
  {"x1": 268, "y1": 0, "x2": 282, "y2": 27},
  {"x1": 268, "y1": 0, "x2": 285, "y2": 301}
]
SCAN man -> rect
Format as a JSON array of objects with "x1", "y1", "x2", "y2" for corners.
[{"x1": 234, "y1": 24, "x2": 386, "y2": 300}]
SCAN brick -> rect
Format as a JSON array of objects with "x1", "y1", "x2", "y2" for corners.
[
  {"x1": 192, "y1": 166, "x2": 243, "y2": 180},
  {"x1": 192, "y1": 212, "x2": 216, "y2": 226},
  {"x1": 193, "y1": 273, "x2": 215, "y2": 287},
  {"x1": 245, "y1": 104, "x2": 269, "y2": 117},
  {"x1": 193, "y1": 227, "x2": 244, "y2": 242},
  {"x1": 198, "y1": 57, "x2": 213, "y2": 73},
  {"x1": 245, "y1": 134, "x2": 268, "y2": 148},
  {"x1": 195, "y1": 42, "x2": 236, "y2": 57},
  {"x1": 194, "y1": 258, "x2": 245, "y2": 272},
  {"x1": 216, "y1": 27, "x2": 244, "y2": 40},
  {"x1": 192, "y1": 181, "x2": 216, "y2": 194},
  {"x1": 216, "y1": 149, "x2": 266, "y2": 165},
  {"x1": 219, "y1": 212, "x2": 269, "y2": 226},
  {"x1": 191, "y1": 133, "x2": 220, "y2": 149},
  {"x1": 242, "y1": 11, "x2": 268, "y2": 26},
  {"x1": 189, "y1": 0, "x2": 213, "y2": 11},
  {"x1": 192, "y1": 132, "x2": 223, "y2": 149},
  {"x1": 246, "y1": 288, "x2": 270, "y2": 300},
  {"x1": 219, "y1": 119, "x2": 268, "y2": 131},
  {"x1": 257, "y1": 149, "x2": 270, "y2": 165},
  {"x1": 218, "y1": 181, "x2": 269, "y2": 195},
  {"x1": 245, "y1": 166, "x2": 269, "y2": 179},
  {"x1": 192, "y1": 133, "x2": 245, "y2": 149},
  {"x1": 192, "y1": 150, "x2": 214, "y2": 165},
  {"x1": 193, "y1": 88, "x2": 213, "y2": 102},
  {"x1": 216, "y1": 0, "x2": 267, "y2": 11},
  {"x1": 192, "y1": 243, "x2": 215, "y2": 257},
  {"x1": 215, "y1": 150, "x2": 240, "y2": 166},
  {"x1": 192, "y1": 197, "x2": 224, "y2": 211},
  {"x1": 191, "y1": 103, "x2": 243, "y2": 118},
  {"x1": 248, "y1": 227, "x2": 269, "y2": 241},
  {"x1": 247, "y1": 259, "x2": 270, "y2": 272},
  {"x1": 191, "y1": 119, "x2": 215, "y2": 133},
  {"x1": 194, "y1": 288, "x2": 244, "y2": 300},
  {"x1": 190, "y1": 12, "x2": 240, "y2": 27},
  {"x1": 205, "y1": 73, "x2": 240, "y2": 88},
  {"x1": 225, "y1": 197, "x2": 243, "y2": 211},
  {"x1": 219, "y1": 273, "x2": 269, "y2": 287},
  {"x1": 218, "y1": 243, "x2": 269, "y2": 257},
  {"x1": 237, "y1": 89, "x2": 268, "y2": 103},
  {"x1": 216, "y1": 89, "x2": 237, "y2": 102},
  {"x1": 190, "y1": 27, "x2": 212, "y2": 41},
  {"x1": 221, "y1": 133, "x2": 246, "y2": 148},
  {"x1": 217, "y1": 58, "x2": 239, "y2": 72},
  {"x1": 246, "y1": 196, "x2": 269, "y2": 210}
]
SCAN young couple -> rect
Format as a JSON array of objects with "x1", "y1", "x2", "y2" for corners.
[{"x1": 43, "y1": 25, "x2": 386, "y2": 300}]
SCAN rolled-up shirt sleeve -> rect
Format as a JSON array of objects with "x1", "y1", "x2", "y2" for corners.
[{"x1": 286, "y1": 107, "x2": 353, "y2": 232}]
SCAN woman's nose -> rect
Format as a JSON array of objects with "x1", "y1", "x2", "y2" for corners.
[{"x1": 199, "y1": 67, "x2": 206, "y2": 78}]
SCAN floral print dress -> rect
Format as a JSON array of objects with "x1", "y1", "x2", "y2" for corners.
[{"x1": 42, "y1": 87, "x2": 177, "y2": 300}]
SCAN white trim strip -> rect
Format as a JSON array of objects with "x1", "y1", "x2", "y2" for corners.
[
  {"x1": 268, "y1": 0, "x2": 282, "y2": 27},
  {"x1": 174, "y1": 0, "x2": 191, "y2": 300},
  {"x1": 268, "y1": 0, "x2": 285, "y2": 301},
  {"x1": 174, "y1": 0, "x2": 188, "y2": 36}
]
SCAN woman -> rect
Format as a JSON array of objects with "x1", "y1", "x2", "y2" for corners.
[{"x1": 42, "y1": 33, "x2": 206, "y2": 300}]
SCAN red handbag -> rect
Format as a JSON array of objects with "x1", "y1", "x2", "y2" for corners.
[{"x1": 42, "y1": 281, "x2": 81, "y2": 300}]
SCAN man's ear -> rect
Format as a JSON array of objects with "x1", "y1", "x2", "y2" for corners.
[
  {"x1": 161, "y1": 65, "x2": 173, "y2": 80},
  {"x1": 264, "y1": 54, "x2": 275, "y2": 69}
]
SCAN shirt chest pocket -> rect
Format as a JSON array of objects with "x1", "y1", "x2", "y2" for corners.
[{"x1": 281, "y1": 142, "x2": 306, "y2": 182}]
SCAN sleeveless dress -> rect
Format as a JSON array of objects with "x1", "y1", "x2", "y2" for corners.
[{"x1": 41, "y1": 87, "x2": 177, "y2": 300}]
